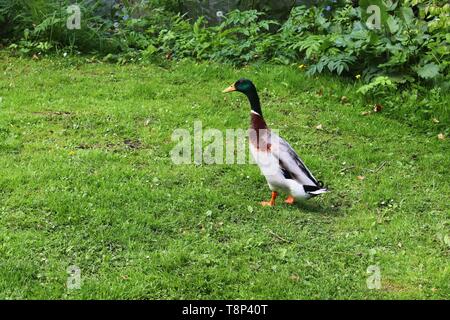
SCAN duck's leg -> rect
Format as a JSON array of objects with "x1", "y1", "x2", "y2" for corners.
[
  {"x1": 284, "y1": 195, "x2": 295, "y2": 205},
  {"x1": 261, "y1": 191, "x2": 278, "y2": 207}
]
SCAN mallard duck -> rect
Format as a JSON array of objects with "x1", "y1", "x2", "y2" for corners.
[{"x1": 223, "y1": 79, "x2": 328, "y2": 206}]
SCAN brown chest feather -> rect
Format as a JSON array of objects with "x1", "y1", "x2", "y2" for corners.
[{"x1": 250, "y1": 112, "x2": 271, "y2": 151}]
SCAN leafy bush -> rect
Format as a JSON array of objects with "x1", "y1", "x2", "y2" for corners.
[{"x1": 1, "y1": 0, "x2": 448, "y2": 87}]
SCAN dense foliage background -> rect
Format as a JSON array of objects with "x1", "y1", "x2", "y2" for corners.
[{"x1": 0, "y1": 0, "x2": 448, "y2": 131}]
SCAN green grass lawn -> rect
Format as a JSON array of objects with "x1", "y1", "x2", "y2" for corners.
[{"x1": 0, "y1": 54, "x2": 448, "y2": 299}]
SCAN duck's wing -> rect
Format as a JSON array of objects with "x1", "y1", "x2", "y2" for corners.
[{"x1": 270, "y1": 132, "x2": 321, "y2": 187}]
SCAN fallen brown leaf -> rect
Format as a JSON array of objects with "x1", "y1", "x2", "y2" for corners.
[
  {"x1": 373, "y1": 104, "x2": 383, "y2": 112},
  {"x1": 357, "y1": 175, "x2": 365, "y2": 180},
  {"x1": 289, "y1": 274, "x2": 300, "y2": 282}
]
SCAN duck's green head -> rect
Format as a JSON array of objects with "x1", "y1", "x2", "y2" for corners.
[
  {"x1": 222, "y1": 78, "x2": 262, "y2": 116},
  {"x1": 222, "y1": 78, "x2": 255, "y2": 94}
]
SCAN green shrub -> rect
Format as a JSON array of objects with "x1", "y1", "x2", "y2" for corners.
[{"x1": 1, "y1": 0, "x2": 448, "y2": 86}]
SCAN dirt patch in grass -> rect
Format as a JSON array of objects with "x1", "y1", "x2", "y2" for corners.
[
  {"x1": 76, "y1": 138, "x2": 143, "y2": 152},
  {"x1": 32, "y1": 110, "x2": 73, "y2": 117}
]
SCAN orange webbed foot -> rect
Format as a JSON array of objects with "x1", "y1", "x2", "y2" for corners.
[
  {"x1": 285, "y1": 195, "x2": 295, "y2": 205},
  {"x1": 261, "y1": 191, "x2": 278, "y2": 207}
]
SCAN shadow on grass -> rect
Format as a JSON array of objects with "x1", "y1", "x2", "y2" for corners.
[{"x1": 293, "y1": 200, "x2": 344, "y2": 216}]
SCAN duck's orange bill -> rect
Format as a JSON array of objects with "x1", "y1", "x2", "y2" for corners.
[{"x1": 222, "y1": 84, "x2": 236, "y2": 93}]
